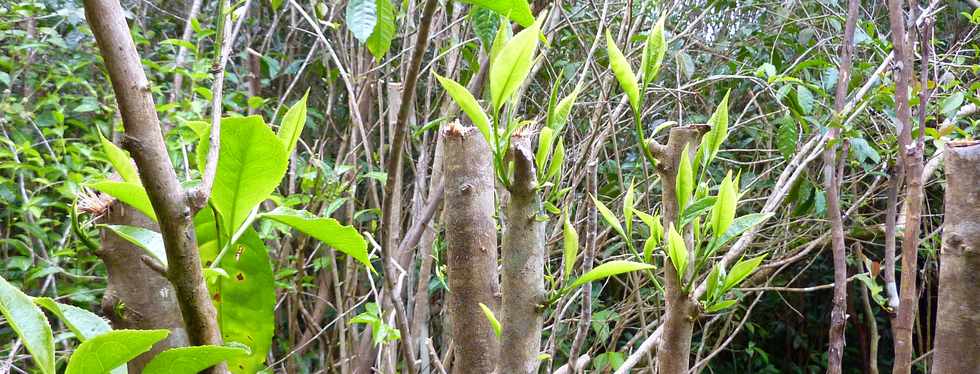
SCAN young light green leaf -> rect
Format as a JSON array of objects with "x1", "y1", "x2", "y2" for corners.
[
  {"x1": 710, "y1": 171, "x2": 737, "y2": 236},
  {"x1": 643, "y1": 235, "x2": 658, "y2": 264},
  {"x1": 434, "y1": 74, "x2": 493, "y2": 143},
  {"x1": 489, "y1": 13, "x2": 542, "y2": 112},
  {"x1": 478, "y1": 303, "x2": 502, "y2": 338},
  {"x1": 563, "y1": 214, "x2": 579, "y2": 277},
  {"x1": 102, "y1": 225, "x2": 168, "y2": 268},
  {"x1": 591, "y1": 194, "x2": 626, "y2": 239},
  {"x1": 704, "y1": 299, "x2": 738, "y2": 313},
  {"x1": 723, "y1": 254, "x2": 767, "y2": 291},
  {"x1": 456, "y1": 0, "x2": 535, "y2": 27},
  {"x1": 545, "y1": 138, "x2": 565, "y2": 183},
  {"x1": 624, "y1": 180, "x2": 636, "y2": 236},
  {"x1": 665, "y1": 224, "x2": 688, "y2": 280},
  {"x1": 640, "y1": 13, "x2": 667, "y2": 88},
  {"x1": 567, "y1": 260, "x2": 655, "y2": 290},
  {"x1": 365, "y1": 0, "x2": 395, "y2": 61},
  {"x1": 65, "y1": 329, "x2": 169, "y2": 374},
  {"x1": 605, "y1": 30, "x2": 640, "y2": 112},
  {"x1": 676, "y1": 144, "x2": 694, "y2": 215},
  {"x1": 0, "y1": 276, "x2": 55, "y2": 374},
  {"x1": 142, "y1": 344, "x2": 251, "y2": 374},
  {"x1": 703, "y1": 264, "x2": 724, "y2": 303},
  {"x1": 277, "y1": 90, "x2": 309, "y2": 155},
  {"x1": 345, "y1": 0, "x2": 377, "y2": 42},
  {"x1": 489, "y1": 16, "x2": 511, "y2": 65},
  {"x1": 98, "y1": 133, "x2": 139, "y2": 184},
  {"x1": 261, "y1": 207, "x2": 373, "y2": 270},
  {"x1": 536, "y1": 127, "x2": 555, "y2": 174},
  {"x1": 702, "y1": 91, "x2": 730, "y2": 166},
  {"x1": 89, "y1": 181, "x2": 156, "y2": 221},
  {"x1": 549, "y1": 86, "x2": 580, "y2": 132}
]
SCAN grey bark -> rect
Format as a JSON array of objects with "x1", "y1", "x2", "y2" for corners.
[
  {"x1": 931, "y1": 141, "x2": 980, "y2": 374},
  {"x1": 499, "y1": 133, "x2": 547, "y2": 374},
  {"x1": 443, "y1": 123, "x2": 500, "y2": 374}
]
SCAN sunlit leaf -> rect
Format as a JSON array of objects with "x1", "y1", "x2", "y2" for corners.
[
  {"x1": 640, "y1": 13, "x2": 667, "y2": 88},
  {"x1": 90, "y1": 181, "x2": 156, "y2": 221},
  {"x1": 665, "y1": 224, "x2": 688, "y2": 280},
  {"x1": 723, "y1": 254, "x2": 767, "y2": 291},
  {"x1": 0, "y1": 276, "x2": 55, "y2": 374},
  {"x1": 456, "y1": 0, "x2": 534, "y2": 27},
  {"x1": 489, "y1": 14, "x2": 542, "y2": 112},
  {"x1": 261, "y1": 207, "x2": 372, "y2": 270},
  {"x1": 710, "y1": 171, "x2": 737, "y2": 236},
  {"x1": 98, "y1": 133, "x2": 139, "y2": 185},
  {"x1": 143, "y1": 344, "x2": 251, "y2": 374},
  {"x1": 277, "y1": 90, "x2": 309, "y2": 155},
  {"x1": 591, "y1": 194, "x2": 625, "y2": 240},
  {"x1": 102, "y1": 225, "x2": 167, "y2": 268},
  {"x1": 605, "y1": 30, "x2": 640, "y2": 112},
  {"x1": 563, "y1": 214, "x2": 579, "y2": 277},
  {"x1": 435, "y1": 74, "x2": 493, "y2": 144},
  {"x1": 65, "y1": 329, "x2": 169, "y2": 374},
  {"x1": 567, "y1": 260, "x2": 655, "y2": 290},
  {"x1": 478, "y1": 303, "x2": 502, "y2": 338}
]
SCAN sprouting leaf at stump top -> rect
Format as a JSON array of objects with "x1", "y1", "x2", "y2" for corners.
[
  {"x1": 261, "y1": 207, "x2": 373, "y2": 270},
  {"x1": 723, "y1": 254, "x2": 767, "y2": 291},
  {"x1": 142, "y1": 344, "x2": 251, "y2": 374},
  {"x1": 0, "y1": 275, "x2": 55, "y2": 374},
  {"x1": 590, "y1": 194, "x2": 625, "y2": 239},
  {"x1": 65, "y1": 329, "x2": 170, "y2": 374},
  {"x1": 675, "y1": 144, "x2": 694, "y2": 214},
  {"x1": 701, "y1": 91, "x2": 730, "y2": 167},
  {"x1": 489, "y1": 13, "x2": 543, "y2": 112},
  {"x1": 434, "y1": 73, "x2": 492, "y2": 143},
  {"x1": 710, "y1": 171, "x2": 737, "y2": 237}
]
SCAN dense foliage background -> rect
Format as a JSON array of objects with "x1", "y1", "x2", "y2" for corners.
[{"x1": 1, "y1": 0, "x2": 978, "y2": 372}]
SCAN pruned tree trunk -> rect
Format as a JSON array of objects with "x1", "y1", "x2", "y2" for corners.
[
  {"x1": 651, "y1": 126, "x2": 704, "y2": 374},
  {"x1": 931, "y1": 141, "x2": 980, "y2": 374},
  {"x1": 98, "y1": 202, "x2": 188, "y2": 373},
  {"x1": 824, "y1": 0, "x2": 859, "y2": 371},
  {"x1": 82, "y1": 2, "x2": 225, "y2": 371},
  {"x1": 443, "y1": 122, "x2": 500, "y2": 373},
  {"x1": 499, "y1": 132, "x2": 547, "y2": 374}
]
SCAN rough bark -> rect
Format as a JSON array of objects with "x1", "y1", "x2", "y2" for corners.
[
  {"x1": 651, "y1": 126, "x2": 703, "y2": 374},
  {"x1": 98, "y1": 202, "x2": 188, "y2": 373},
  {"x1": 499, "y1": 133, "x2": 547, "y2": 374},
  {"x1": 443, "y1": 123, "x2": 500, "y2": 374},
  {"x1": 885, "y1": 0, "x2": 923, "y2": 372},
  {"x1": 83, "y1": 0, "x2": 225, "y2": 363},
  {"x1": 931, "y1": 141, "x2": 980, "y2": 374},
  {"x1": 824, "y1": 0, "x2": 859, "y2": 371}
]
